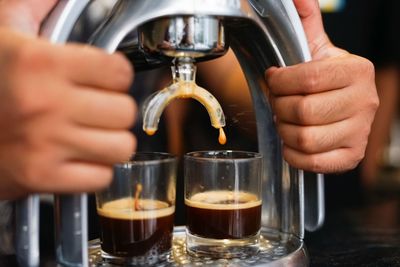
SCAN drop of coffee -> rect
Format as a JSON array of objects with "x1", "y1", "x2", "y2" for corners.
[
  {"x1": 134, "y1": 183, "x2": 143, "y2": 211},
  {"x1": 145, "y1": 129, "x2": 156, "y2": 136},
  {"x1": 218, "y1": 128, "x2": 227, "y2": 145}
]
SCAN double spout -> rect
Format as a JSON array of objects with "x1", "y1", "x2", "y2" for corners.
[{"x1": 142, "y1": 57, "x2": 227, "y2": 144}]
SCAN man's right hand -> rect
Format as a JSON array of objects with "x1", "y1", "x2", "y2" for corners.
[
  {"x1": 265, "y1": 0, "x2": 379, "y2": 173},
  {"x1": 0, "y1": 28, "x2": 137, "y2": 199}
]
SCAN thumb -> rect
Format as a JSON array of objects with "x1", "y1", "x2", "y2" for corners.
[
  {"x1": 28, "y1": 0, "x2": 58, "y2": 25},
  {"x1": 0, "y1": 0, "x2": 57, "y2": 35},
  {"x1": 293, "y1": 0, "x2": 342, "y2": 59}
]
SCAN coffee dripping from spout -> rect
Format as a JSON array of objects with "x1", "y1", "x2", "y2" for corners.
[{"x1": 142, "y1": 56, "x2": 227, "y2": 145}]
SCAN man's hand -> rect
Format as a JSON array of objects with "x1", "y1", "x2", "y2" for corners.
[
  {"x1": 265, "y1": 0, "x2": 379, "y2": 173},
  {"x1": 0, "y1": 28, "x2": 137, "y2": 199}
]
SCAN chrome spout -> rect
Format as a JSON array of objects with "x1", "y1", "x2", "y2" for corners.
[
  {"x1": 139, "y1": 16, "x2": 227, "y2": 59},
  {"x1": 142, "y1": 57, "x2": 226, "y2": 136},
  {"x1": 89, "y1": 1, "x2": 229, "y2": 69}
]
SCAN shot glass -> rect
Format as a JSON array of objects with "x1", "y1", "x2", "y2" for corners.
[
  {"x1": 96, "y1": 152, "x2": 177, "y2": 266},
  {"x1": 185, "y1": 150, "x2": 263, "y2": 258}
]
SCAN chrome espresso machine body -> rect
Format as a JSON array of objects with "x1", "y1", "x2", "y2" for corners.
[{"x1": 15, "y1": 0, "x2": 325, "y2": 266}]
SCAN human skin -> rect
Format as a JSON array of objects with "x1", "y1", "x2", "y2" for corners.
[
  {"x1": 265, "y1": 0, "x2": 379, "y2": 173},
  {"x1": 199, "y1": 0, "x2": 379, "y2": 173},
  {"x1": 0, "y1": 1, "x2": 137, "y2": 199},
  {"x1": 0, "y1": 0, "x2": 58, "y2": 34}
]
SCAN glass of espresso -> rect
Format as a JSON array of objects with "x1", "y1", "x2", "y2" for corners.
[
  {"x1": 95, "y1": 152, "x2": 177, "y2": 266},
  {"x1": 185, "y1": 150, "x2": 263, "y2": 258}
]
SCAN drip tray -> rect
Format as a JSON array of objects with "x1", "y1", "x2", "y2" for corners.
[{"x1": 88, "y1": 226, "x2": 308, "y2": 266}]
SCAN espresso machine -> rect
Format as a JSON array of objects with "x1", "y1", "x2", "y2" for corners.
[{"x1": 15, "y1": 0, "x2": 325, "y2": 266}]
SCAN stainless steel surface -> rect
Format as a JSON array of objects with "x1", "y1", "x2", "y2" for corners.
[
  {"x1": 139, "y1": 16, "x2": 227, "y2": 58},
  {"x1": 304, "y1": 173, "x2": 325, "y2": 231},
  {"x1": 54, "y1": 195, "x2": 89, "y2": 267},
  {"x1": 255, "y1": 0, "x2": 324, "y2": 232},
  {"x1": 0, "y1": 201, "x2": 14, "y2": 255},
  {"x1": 15, "y1": 196, "x2": 40, "y2": 267},
  {"x1": 88, "y1": 226, "x2": 308, "y2": 267},
  {"x1": 41, "y1": 0, "x2": 91, "y2": 44},
  {"x1": 89, "y1": 0, "x2": 241, "y2": 54}
]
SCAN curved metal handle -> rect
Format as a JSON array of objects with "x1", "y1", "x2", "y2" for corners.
[
  {"x1": 40, "y1": 0, "x2": 90, "y2": 43},
  {"x1": 303, "y1": 172, "x2": 325, "y2": 231},
  {"x1": 279, "y1": 0, "x2": 325, "y2": 232},
  {"x1": 40, "y1": 1, "x2": 92, "y2": 267},
  {"x1": 15, "y1": 196, "x2": 40, "y2": 267},
  {"x1": 254, "y1": 0, "x2": 325, "y2": 232}
]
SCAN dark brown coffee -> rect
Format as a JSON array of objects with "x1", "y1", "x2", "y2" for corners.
[
  {"x1": 97, "y1": 198, "x2": 174, "y2": 257},
  {"x1": 185, "y1": 191, "x2": 261, "y2": 239}
]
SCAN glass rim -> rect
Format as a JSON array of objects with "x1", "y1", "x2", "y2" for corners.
[
  {"x1": 184, "y1": 150, "x2": 262, "y2": 162},
  {"x1": 114, "y1": 152, "x2": 177, "y2": 167}
]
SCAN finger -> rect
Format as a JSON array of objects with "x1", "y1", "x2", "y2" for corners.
[
  {"x1": 0, "y1": 0, "x2": 57, "y2": 33},
  {"x1": 39, "y1": 162, "x2": 113, "y2": 193},
  {"x1": 292, "y1": 0, "x2": 330, "y2": 57},
  {"x1": 55, "y1": 47, "x2": 134, "y2": 91},
  {"x1": 64, "y1": 128, "x2": 136, "y2": 165},
  {"x1": 266, "y1": 56, "x2": 358, "y2": 96},
  {"x1": 68, "y1": 87, "x2": 137, "y2": 129},
  {"x1": 23, "y1": 0, "x2": 58, "y2": 23},
  {"x1": 276, "y1": 118, "x2": 366, "y2": 154},
  {"x1": 282, "y1": 145, "x2": 364, "y2": 174},
  {"x1": 271, "y1": 86, "x2": 358, "y2": 125}
]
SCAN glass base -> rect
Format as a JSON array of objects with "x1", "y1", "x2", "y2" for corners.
[
  {"x1": 186, "y1": 230, "x2": 260, "y2": 259},
  {"x1": 101, "y1": 249, "x2": 170, "y2": 266}
]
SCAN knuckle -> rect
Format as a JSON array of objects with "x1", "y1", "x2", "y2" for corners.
[
  {"x1": 355, "y1": 148, "x2": 366, "y2": 164},
  {"x1": 301, "y1": 67, "x2": 320, "y2": 93},
  {"x1": 296, "y1": 127, "x2": 313, "y2": 151},
  {"x1": 13, "y1": 86, "x2": 53, "y2": 119},
  {"x1": 282, "y1": 146, "x2": 321, "y2": 172},
  {"x1": 366, "y1": 93, "x2": 380, "y2": 112},
  {"x1": 353, "y1": 56, "x2": 376, "y2": 83},
  {"x1": 21, "y1": 155, "x2": 48, "y2": 190},
  {"x1": 265, "y1": 68, "x2": 278, "y2": 92},
  {"x1": 347, "y1": 152, "x2": 364, "y2": 171},
  {"x1": 296, "y1": 97, "x2": 313, "y2": 124},
  {"x1": 324, "y1": 132, "x2": 337, "y2": 149},
  {"x1": 354, "y1": 139, "x2": 368, "y2": 162},
  {"x1": 307, "y1": 155, "x2": 322, "y2": 172},
  {"x1": 359, "y1": 57, "x2": 375, "y2": 78},
  {"x1": 14, "y1": 42, "x2": 53, "y2": 73},
  {"x1": 10, "y1": 51, "x2": 60, "y2": 119},
  {"x1": 360, "y1": 125, "x2": 372, "y2": 141},
  {"x1": 335, "y1": 149, "x2": 364, "y2": 173}
]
